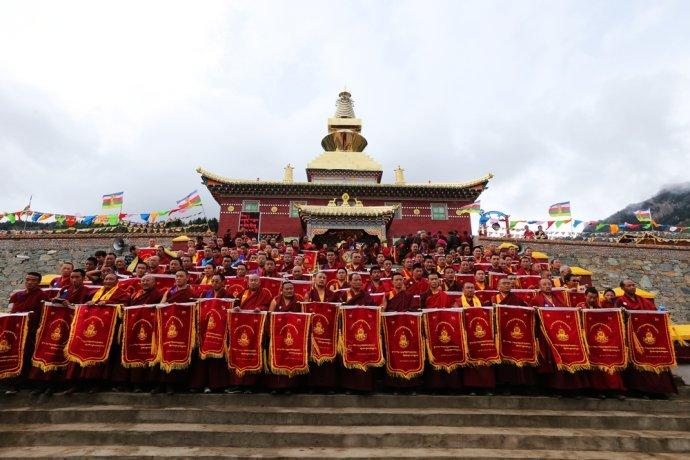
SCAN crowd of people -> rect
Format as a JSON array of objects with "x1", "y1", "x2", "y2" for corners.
[{"x1": 3, "y1": 230, "x2": 677, "y2": 399}]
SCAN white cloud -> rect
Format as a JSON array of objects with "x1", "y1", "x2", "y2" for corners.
[{"x1": 0, "y1": 0, "x2": 689, "y2": 224}]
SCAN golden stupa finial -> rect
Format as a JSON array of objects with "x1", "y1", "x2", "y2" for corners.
[
  {"x1": 283, "y1": 164, "x2": 294, "y2": 183},
  {"x1": 335, "y1": 89, "x2": 355, "y2": 118},
  {"x1": 394, "y1": 166, "x2": 405, "y2": 184}
]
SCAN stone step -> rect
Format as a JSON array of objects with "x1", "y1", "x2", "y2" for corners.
[
  {"x1": 0, "y1": 446, "x2": 686, "y2": 459},
  {"x1": 3, "y1": 392, "x2": 689, "y2": 413},
  {"x1": 2, "y1": 423, "x2": 689, "y2": 452},
  {"x1": 3, "y1": 405, "x2": 690, "y2": 431}
]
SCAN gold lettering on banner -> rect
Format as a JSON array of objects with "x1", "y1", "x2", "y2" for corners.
[
  {"x1": 50, "y1": 326, "x2": 62, "y2": 341},
  {"x1": 510, "y1": 325, "x2": 523, "y2": 340},
  {"x1": 474, "y1": 324, "x2": 486, "y2": 338},
  {"x1": 643, "y1": 331, "x2": 656, "y2": 345},
  {"x1": 167, "y1": 324, "x2": 178, "y2": 339},
  {"x1": 556, "y1": 328, "x2": 569, "y2": 342},
  {"x1": 313, "y1": 320, "x2": 324, "y2": 336},
  {"x1": 398, "y1": 333, "x2": 409, "y2": 349},
  {"x1": 84, "y1": 322, "x2": 97, "y2": 338},
  {"x1": 439, "y1": 327, "x2": 451, "y2": 343},
  {"x1": 138, "y1": 325, "x2": 148, "y2": 341},
  {"x1": 355, "y1": 327, "x2": 367, "y2": 342},
  {"x1": 284, "y1": 332, "x2": 294, "y2": 346},
  {"x1": 595, "y1": 328, "x2": 609, "y2": 344},
  {"x1": 0, "y1": 339, "x2": 10, "y2": 353},
  {"x1": 207, "y1": 316, "x2": 216, "y2": 331},
  {"x1": 238, "y1": 331, "x2": 250, "y2": 347}
]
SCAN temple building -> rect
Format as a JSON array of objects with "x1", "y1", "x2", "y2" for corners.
[{"x1": 198, "y1": 90, "x2": 492, "y2": 244}]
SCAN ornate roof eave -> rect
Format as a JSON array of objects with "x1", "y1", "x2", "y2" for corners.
[
  {"x1": 296, "y1": 203, "x2": 399, "y2": 218},
  {"x1": 197, "y1": 167, "x2": 493, "y2": 199}
]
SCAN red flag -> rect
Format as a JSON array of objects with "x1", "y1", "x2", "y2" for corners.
[
  {"x1": 227, "y1": 310, "x2": 266, "y2": 376},
  {"x1": 340, "y1": 306, "x2": 384, "y2": 371},
  {"x1": 582, "y1": 308, "x2": 627, "y2": 373},
  {"x1": 0, "y1": 313, "x2": 30, "y2": 380},
  {"x1": 225, "y1": 276, "x2": 247, "y2": 298},
  {"x1": 301, "y1": 250, "x2": 318, "y2": 273},
  {"x1": 383, "y1": 312, "x2": 425, "y2": 379},
  {"x1": 537, "y1": 307, "x2": 589, "y2": 372},
  {"x1": 423, "y1": 308, "x2": 467, "y2": 371},
  {"x1": 261, "y1": 277, "x2": 284, "y2": 298},
  {"x1": 302, "y1": 302, "x2": 339, "y2": 364},
  {"x1": 496, "y1": 305, "x2": 538, "y2": 366},
  {"x1": 66, "y1": 305, "x2": 119, "y2": 367},
  {"x1": 197, "y1": 299, "x2": 232, "y2": 359},
  {"x1": 31, "y1": 304, "x2": 74, "y2": 372},
  {"x1": 627, "y1": 311, "x2": 676, "y2": 372},
  {"x1": 269, "y1": 312, "x2": 311, "y2": 377},
  {"x1": 121, "y1": 306, "x2": 158, "y2": 368},
  {"x1": 157, "y1": 303, "x2": 196, "y2": 372},
  {"x1": 464, "y1": 307, "x2": 500, "y2": 365}
]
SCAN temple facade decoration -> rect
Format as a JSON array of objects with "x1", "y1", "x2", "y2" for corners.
[{"x1": 198, "y1": 90, "x2": 492, "y2": 243}]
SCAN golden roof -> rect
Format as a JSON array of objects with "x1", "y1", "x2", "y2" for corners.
[
  {"x1": 197, "y1": 166, "x2": 493, "y2": 189},
  {"x1": 306, "y1": 151, "x2": 382, "y2": 172}
]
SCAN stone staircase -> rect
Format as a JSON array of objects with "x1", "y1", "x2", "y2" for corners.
[{"x1": 1, "y1": 390, "x2": 689, "y2": 459}]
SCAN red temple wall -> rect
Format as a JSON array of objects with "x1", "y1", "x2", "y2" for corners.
[{"x1": 215, "y1": 195, "x2": 473, "y2": 240}]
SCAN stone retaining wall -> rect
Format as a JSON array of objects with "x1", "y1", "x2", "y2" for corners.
[{"x1": 479, "y1": 237, "x2": 690, "y2": 322}]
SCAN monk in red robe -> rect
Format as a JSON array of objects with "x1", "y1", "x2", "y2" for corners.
[
  {"x1": 616, "y1": 279, "x2": 676, "y2": 396},
  {"x1": 263, "y1": 281, "x2": 303, "y2": 392},
  {"x1": 473, "y1": 270, "x2": 487, "y2": 291},
  {"x1": 532, "y1": 278, "x2": 589, "y2": 393},
  {"x1": 6, "y1": 272, "x2": 49, "y2": 393},
  {"x1": 126, "y1": 275, "x2": 163, "y2": 392},
  {"x1": 226, "y1": 274, "x2": 272, "y2": 393},
  {"x1": 406, "y1": 264, "x2": 429, "y2": 296},
  {"x1": 50, "y1": 262, "x2": 74, "y2": 288},
  {"x1": 442, "y1": 267, "x2": 462, "y2": 292},
  {"x1": 154, "y1": 270, "x2": 197, "y2": 394},
  {"x1": 306, "y1": 272, "x2": 338, "y2": 390},
  {"x1": 459, "y1": 282, "x2": 495, "y2": 393},
  {"x1": 327, "y1": 268, "x2": 349, "y2": 293},
  {"x1": 384, "y1": 273, "x2": 421, "y2": 391},
  {"x1": 30, "y1": 269, "x2": 91, "y2": 394},
  {"x1": 600, "y1": 288, "x2": 617, "y2": 308},
  {"x1": 421, "y1": 272, "x2": 462, "y2": 391},
  {"x1": 64, "y1": 273, "x2": 130, "y2": 393},
  {"x1": 493, "y1": 278, "x2": 537, "y2": 390},
  {"x1": 577, "y1": 287, "x2": 626, "y2": 399},
  {"x1": 365, "y1": 266, "x2": 387, "y2": 294},
  {"x1": 339, "y1": 273, "x2": 377, "y2": 393}
]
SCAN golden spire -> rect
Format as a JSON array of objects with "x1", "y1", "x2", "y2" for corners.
[
  {"x1": 394, "y1": 166, "x2": 405, "y2": 184},
  {"x1": 283, "y1": 164, "x2": 294, "y2": 183},
  {"x1": 335, "y1": 90, "x2": 355, "y2": 118}
]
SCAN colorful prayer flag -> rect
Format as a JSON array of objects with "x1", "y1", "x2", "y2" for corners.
[
  {"x1": 102, "y1": 192, "x2": 124, "y2": 210},
  {"x1": 457, "y1": 201, "x2": 481, "y2": 214},
  {"x1": 548, "y1": 201, "x2": 571, "y2": 218},
  {"x1": 634, "y1": 209, "x2": 652, "y2": 222}
]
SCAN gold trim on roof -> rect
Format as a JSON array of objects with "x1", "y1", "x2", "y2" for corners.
[
  {"x1": 306, "y1": 151, "x2": 382, "y2": 172},
  {"x1": 197, "y1": 167, "x2": 493, "y2": 189},
  {"x1": 296, "y1": 203, "x2": 399, "y2": 217}
]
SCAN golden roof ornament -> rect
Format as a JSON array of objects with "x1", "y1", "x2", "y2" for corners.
[
  {"x1": 335, "y1": 89, "x2": 355, "y2": 118},
  {"x1": 395, "y1": 166, "x2": 405, "y2": 185},
  {"x1": 283, "y1": 164, "x2": 294, "y2": 183}
]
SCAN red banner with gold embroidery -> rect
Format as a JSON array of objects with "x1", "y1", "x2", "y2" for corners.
[
  {"x1": 65, "y1": 304, "x2": 119, "y2": 367},
  {"x1": 227, "y1": 310, "x2": 267, "y2": 376},
  {"x1": 32, "y1": 304, "x2": 73, "y2": 372},
  {"x1": 269, "y1": 312, "x2": 311, "y2": 377},
  {"x1": 302, "y1": 302, "x2": 339, "y2": 364},
  {"x1": 627, "y1": 310, "x2": 676, "y2": 372},
  {"x1": 464, "y1": 306, "x2": 500, "y2": 365},
  {"x1": 225, "y1": 277, "x2": 247, "y2": 298},
  {"x1": 383, "y1": 312, "x2": 424, "y2": 379},
  {"x1": 537, "y1": 307, "x2": 589, "y2": 372},
  {"x1": 121, "y1": 306, "x2": 158, "y2": 368},
  {"x1": 197, "y1": 299, "x2": 232, "y2": 359},
  {"x1": 496, "y1": 306, "x2": 538, "y2": 366},
  {"x1": 423, "y1": 308, "x2": 467, "y2": 371},
  {"x1": 0, "y1": 313, "x2": 29, "y2": 379},
  {"x1": 157, "y1": 303, "x2": 196, "y2": 372},
  {"x1": 302, "y1": 250, "x2": 318, "y2": 273},
  {"x1": 582, "y1": 308, "x2": 627, "y2": 373},
  {"x1": 340, "y1": 306, "x2": 384, "y2": 371}
]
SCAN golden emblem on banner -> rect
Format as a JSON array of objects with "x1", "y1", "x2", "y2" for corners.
[
  {"x1": 0, "y1": 338, "x2": 10, "y2": 353},
  {"x1": 50, "y1": 326, "x2": 62, "y2": 342},
  {"x1": 556, "y1": 328, "x2": 569, "y2": 342},
  {"x1": 510, "y1": 325, "x2": 523, "y2": 340},
  {"x1": 166, "y1": 324, "x2": 178, "y2": 339},
  {"x1": 398, "y1": 333, "x2": 409, "y2": 349},
  {"x1": 643, "y1": 331, "x2": 656, "y2": 345},
  {"x1": 355, "y1": 326, "x2": 367, "y2": 342},
  {"x1": 474, "y1": 324, "x2": 486, "y2": 338},
  {"x1": 284, "y1": 332, "x2": 294, "y2": 346},
  {"x1": 207, "y1": 316, "x2": 216, "y2": 330},
  {"x1": 137, "y1": 326, "x2": 148, "y2": 341},
  {"x1": 439, "y1": 327, "x2": 451, "y2": 343},
  {"x1": 594, "y1": 328, "x2": 609, "y2": 344},
  {"x1": 238, "y1": 331, "x2": 250, "y2": 347},
  {"x1": 313, "y1": 320, "x2": 325, "y2": 336},
  {"x1": 84, "y1": 322, "x2": 97, "y2": 338}
]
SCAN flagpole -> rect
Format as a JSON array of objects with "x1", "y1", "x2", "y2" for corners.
[{"x1": 21, "y1": 194, "x2": 32, "y2": 233}]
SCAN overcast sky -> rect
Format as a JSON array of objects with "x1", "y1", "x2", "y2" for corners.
[{"x1": 1, "y1": 0, "x2": 689, "y2": 223}]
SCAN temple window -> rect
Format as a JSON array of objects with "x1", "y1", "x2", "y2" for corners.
[
  {"x1": 242, "y1": 200, "x2": 260, "y2": 213},
  {"x1": 290, "y1": 201, "x2": 306, "y2": 218},
  {"x1": 431, "y1": 203, "x2": 448, "y2": 220}
]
